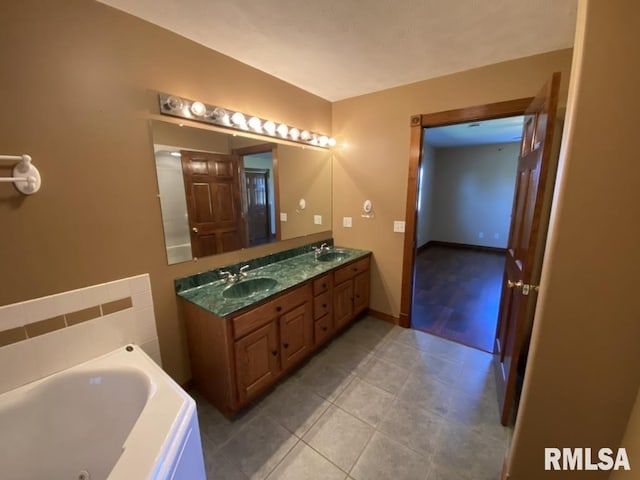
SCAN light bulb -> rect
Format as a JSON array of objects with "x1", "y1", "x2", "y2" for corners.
[
  {"x1": 277, "y1": 124, "x2": 289, "y2": 137},
  {"x1": 231, "y1": 112, "x2": 247, "y2": 127},
  {"x1": 164, "y1": 96, "x2": 183, "y2": 112},
  {"x1": 289, "y1": 127, "x2": 300, "y2": 140},
  {"x1": 248, "y1": 117, "x2": 262, "y2": 131},
  {"x1": 318, "y1": 135, "x2": 329, "y2": 147},
  {"x1": 190, "y1": 101, "x2": 207, "y2": 117},
  {"x1": 310, "y1": 134, "x2": 319, "y2": 145},
  {"x1": 211, "y1": 107, "x2": 227, "y2": 122},
  {"x1": 300, "y1": 130, "x2": 311, "y2": 141},
  {"x1": 263, "y1": 121, "x2": 276, "y2": 135},
  {"x1": 328, "y1": 138, "x2": 337, "y2": 147}
]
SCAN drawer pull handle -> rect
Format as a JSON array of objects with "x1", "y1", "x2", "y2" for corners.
[
  {"x1": 271, "y1": 350, "x2": 278, "y2": 356},
  {"x1": 276, "y1": 306, "x2": 282, "y2": 312},
  {"x1": 283, "y1": 343, "x2": 289, "y2": 349}
]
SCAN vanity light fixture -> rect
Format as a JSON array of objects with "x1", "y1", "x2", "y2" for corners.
[{"x1": 158, "y1": 93, "x2": 335, "y2": 149}]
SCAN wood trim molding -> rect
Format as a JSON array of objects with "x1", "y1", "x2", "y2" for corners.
[
  {"x1": 418, "y1": 97, "x2": 533, "y2": 127},
  {"x1": 367, "y1": 308, "x2": 399, "y2": 325},
  {"x1": 400, "y1": 97, "x2": 534, "y2": 329}
]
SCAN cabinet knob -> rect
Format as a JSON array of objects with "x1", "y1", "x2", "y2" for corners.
[
  {"x1": 322, "y1": 303, "x2": 327, "y2": 308},
  {"x1": 283, "y1": 343, "x2": 289, "y2": 349},
  {"x1": 271, "y1": 350, "x2": 278, "y2": 356},
  {"x1": 322, "y1": 326, "x2": 328, "y2": 332},
  {"x1": 353, "y1": 267, "x2": 358, "y2": 272},
  {"x1": 276, "y1": 306, "x2": 282, "y2": 312},
  {"x1": 356, "y1": 295, "x2": 360, "y2": 299}
]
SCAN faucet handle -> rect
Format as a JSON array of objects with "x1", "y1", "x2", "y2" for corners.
[
  {"x1": 239, "y1": 265, "x2": 250, "y2": 278},
  {"x1": 320, "y1": 243, "x2": 328, "y2": 250},
  {"x1": 220, "y1": 270, "x2": 236, "y2": 283}
]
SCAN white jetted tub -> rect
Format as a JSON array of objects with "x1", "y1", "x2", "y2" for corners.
[{"x1": 0, "y1": 345, "x2": 206, "y2": 480}]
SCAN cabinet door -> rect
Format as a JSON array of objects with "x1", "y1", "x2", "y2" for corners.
[
  {"x1": 280, "y1": 301, "x2": 313, "y2": 370},
  {"x1": 333, "y1": 281, "x2": 353, "y2": 330},
  {"x1": 235, "y1": 321, "x2": 280, "y2": 404},
  {"x1": 353, "y1": 270, "x2": 370, "y2": 315}
]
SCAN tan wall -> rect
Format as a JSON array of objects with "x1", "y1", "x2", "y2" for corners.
[
  {"x1": 278, "y1": 147, "x2": 332, "y2": 239},
  {"x1": 610, "y1": 388, "x2": 640, "y2": 480},
  {"x1": 332, "y1": 49, "x2": 573, "y2": 318},
  {"x1": 507, "y1": 1, "x2": 640, "y2": 478},
  {"x1": 0, "y1": 0, "x2": 331, "y2": 384}
]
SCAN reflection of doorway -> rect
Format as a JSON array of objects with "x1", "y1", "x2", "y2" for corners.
[
  {"x1": 233, "y1": 143, "x2": 280, "y2": 246},
  {"x1": 411, "y1": 118, "x2": 523, "y2": 352},
  {"x1": 244, "y1": 167, "x2": 272, "y2": 246}
]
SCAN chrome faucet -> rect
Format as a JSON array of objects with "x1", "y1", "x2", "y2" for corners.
[
  {"x1": 312, "y1": 243, "x2": 329, "y2": 258},
  {"x1": 220, "y1": 265, "x2": 250, "y2": 284}
]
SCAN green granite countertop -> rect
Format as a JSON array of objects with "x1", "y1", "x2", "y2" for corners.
[{"x1": 177, "y1": 247, "x2": 371, "y2": 318}]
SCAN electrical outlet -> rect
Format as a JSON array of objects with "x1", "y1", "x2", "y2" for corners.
[
  {"x1": 343, "y1": 217, "x2": 352, "y2": 228},
  {"x1": 393, "y1": 221, "x2": 405, "y2": 233},
  {"x1": 314, "y1": 215, "x2": 322, "y2": 225},
  {"x1": 280, "y1": 213, "x2": 287, "y2": 222}
]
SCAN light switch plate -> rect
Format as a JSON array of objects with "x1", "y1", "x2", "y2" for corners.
[
  {"x1": 393, "y1": 221, "x2": 405, "y2": 233},
  {"x1": 314, "y1": 215, "x2": 322, "y2": 225},
  {"x1": 343, "y1": 217, "x2": 352, "y2": 228},
  {"x1": 280, "y1": 213, "x2": 288, "y2": 222}
]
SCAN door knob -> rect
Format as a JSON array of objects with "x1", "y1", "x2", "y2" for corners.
[
  {"x1": 507, "y1": 280, "x2": 524, "y2": 289},
  {"x1": 191, "y1": 227, "x2": 199, "y2": 233}
]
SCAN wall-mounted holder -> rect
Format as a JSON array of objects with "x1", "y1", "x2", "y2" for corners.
[
  {"x1": 0, "y1": 154, "x2": 41, "y2": 195},
  {"x1": 296, "y1": 198, "x2": 306, "y2": 214},
  {"x1": 361, "y1": 199, "x2": 374, "y2": 219}
]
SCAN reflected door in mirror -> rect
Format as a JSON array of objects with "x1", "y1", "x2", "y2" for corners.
[
  {"x1": 244, "y1": 168, "x2": 271, "y2": 246},
  {"x1": 181, "y1": 150, "x2": 244, "y2": 257}
]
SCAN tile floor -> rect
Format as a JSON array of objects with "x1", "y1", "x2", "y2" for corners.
[{"x1": 194, "y1": 316, "x2": 511, "y2": 480}]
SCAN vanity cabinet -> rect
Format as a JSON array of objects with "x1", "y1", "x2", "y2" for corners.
[
  {"x1": 312, "y1": 274, "x2": 333, "y2": 346},
  {"x1": 180, "y1": 253, "x2": 371, "y2": 415},
  {"x1": 333, "y1": 257, "x2": 371, "y2": 329}
]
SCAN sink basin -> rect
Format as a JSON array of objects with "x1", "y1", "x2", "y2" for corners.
[
  {"x1": 316, "y1": 250, "x2": 351, "y2": 263},
  {"x1": 222, "y1": 277, "x2": 278, "y2": 299}
]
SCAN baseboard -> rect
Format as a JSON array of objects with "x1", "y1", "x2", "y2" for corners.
[
  {"x1": 367, "y1": 308, "x2": 399, "y2": 325},
  {"x1": 416, "y1": 242, "x2": 430, "y2": 255},
  {"x1": 421, "y1": 240, "x2": 507, "y2": 254},
  {"x1": 181, "y1": 378, "x2": 195, "y2": 392}
]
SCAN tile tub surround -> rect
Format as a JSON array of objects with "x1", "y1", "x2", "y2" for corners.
[
  {"x1": 0, "y1": 274, "x2": 160, "y2": 395},
  {"x1": 195, "y1": 316, "x2": 511, "y2": 480},
  {"x1": 176, "y1": 245, "x2": 370, "y2": 318}
]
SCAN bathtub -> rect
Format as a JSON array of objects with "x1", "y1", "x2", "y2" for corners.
[{"x1": 0, "y1": 345, "x2": 206, "y2": 480}]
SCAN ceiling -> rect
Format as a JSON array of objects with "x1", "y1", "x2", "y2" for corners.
[
  {"x1": 98, "y1": 0, "x2": 577, "y2": 102},
  {"x1": 425, "y1": 116, "x2": 524, "y2": 148}
]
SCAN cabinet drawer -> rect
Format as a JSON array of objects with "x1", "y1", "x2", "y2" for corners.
[
  {"x1": 334, "y1": 257, "x2": 370, "y2": 285},
  {"x1": 313, "y1": 290, "x2": 332, "y2": 320},
  {"x1": 233, "y1": 283, "x2": 312, "y2": 339},
  {"x1": 313, "y1": 274, "x2": 331, "y2": 296},
  {"x1": 314, "y1": 314, "x2": 332, "y2": 345}
]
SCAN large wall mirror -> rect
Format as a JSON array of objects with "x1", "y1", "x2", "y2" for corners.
[{"x1": 151, "y1": 120, "x2": 332, "y2": 264}]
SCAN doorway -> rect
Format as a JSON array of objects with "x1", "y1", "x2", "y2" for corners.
[
  {"x1": 400, "y1": 73, "x2": 562, "y2": 425},
  {"x1": 242, "y1": 152, "x2": 276, "y2": 247},
  {"x1": 411, "y1": 117, "x2": 524, "y2": 352}
]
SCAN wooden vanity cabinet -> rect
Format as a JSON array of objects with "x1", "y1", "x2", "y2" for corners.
[
  {"x1": 312, "y1": 273, "x2": 333, "y2": 346},
  {"x1": 333, "y1": 256, "x2": 371, "y2": 330},
  {"x1": 181, "y1": 254, "x2": 370, "y2": 415},
  {"x1": 233, "y1": 283, "x2": 312, "y2": 404}
]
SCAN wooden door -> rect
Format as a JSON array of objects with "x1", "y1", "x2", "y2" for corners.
[
  {"x1": 181, "y1": 150, "x2": 244, "y2": 257},
  {"x1": 353, "y1": 270, "x2": 370, "y2": 315},
  {"x1": 244, "y1": 168, "x2": 271, "y2": 246},
  {"x1": 495, "y1": 73, "x2": 561, "y2": 425},
  {"x1": 234, "y1": 321, "x2": 280, "y2": 404},
  {"x1": 333, "y1": 281, "x2": 353, "y2": 329},
  {"x1": 279, "y1": 302, "x2": 313, "y2": 370}
]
